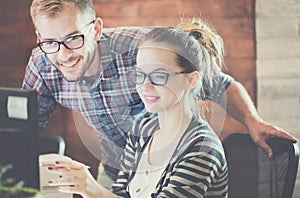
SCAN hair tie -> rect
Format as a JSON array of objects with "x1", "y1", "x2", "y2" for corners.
[{"x1": 189, "y1": 30, "x2": 202, "y2": 40}]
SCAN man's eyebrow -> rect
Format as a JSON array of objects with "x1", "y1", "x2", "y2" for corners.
[
  {"x1": 38, "y1": 30, "x2": 81, "y2": 41},
  {"x1": 64, "y1": 30, "x2": 81, "y2": 38}
]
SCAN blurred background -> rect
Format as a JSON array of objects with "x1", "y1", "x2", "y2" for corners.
[{"x1": 0, "y1": 0, "x2": 299, "y2": 196}]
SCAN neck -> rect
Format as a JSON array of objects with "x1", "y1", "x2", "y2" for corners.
[
  {"x1": 147, "y1": 99, "x2": 193, "y2": 165},
  {"x1": 156, "y1": 99, "x2": 193, "y2": 139}
]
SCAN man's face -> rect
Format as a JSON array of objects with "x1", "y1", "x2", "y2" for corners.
[{"x1": 35, "y1": 8, "x2": 99, "y2": 81}]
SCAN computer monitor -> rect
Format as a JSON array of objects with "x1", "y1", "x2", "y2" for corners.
[{"x1": 0, "y1": 87, "x2": 39, "y2": 189}]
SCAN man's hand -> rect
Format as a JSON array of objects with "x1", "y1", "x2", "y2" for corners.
[
  {"x1": 224, "y1": 80, "x2": 298, "y2": 158},
  {"x1": 248, "y1": 120, "x2": 297, "y2": 158}
]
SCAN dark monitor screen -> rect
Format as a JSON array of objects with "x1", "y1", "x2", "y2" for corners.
[{"x1": 0, "y1": 87, "x2": 39, "y2": 189}]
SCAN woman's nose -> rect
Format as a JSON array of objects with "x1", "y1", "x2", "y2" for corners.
[{"x1": 139, "y1": 78, "x2": 155, "y2": 90}]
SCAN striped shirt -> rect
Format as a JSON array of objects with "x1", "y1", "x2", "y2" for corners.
[
  {"x1": 22, "y1": 26, "x2": 232, "y2": 179},
  {"x1": 112, "y1": 115, "x2": 228, "y2": 197}
]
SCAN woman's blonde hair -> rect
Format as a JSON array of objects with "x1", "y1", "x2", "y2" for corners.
[
  {"x1": 176, "y1": 18, "x2": 225, "y2": 71},
  {"x1": 176, "y1": 18, "x2": 225, "y2": 119}
]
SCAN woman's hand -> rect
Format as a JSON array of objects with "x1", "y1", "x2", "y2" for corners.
[{"x1": 42, "y1": 154, "x2": 114, "y2": 198}]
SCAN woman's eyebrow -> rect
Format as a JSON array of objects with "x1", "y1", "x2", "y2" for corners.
[
  {"x1": 136, "y1": 65, "x2": 169, "y2": 72},
  {"x1": 136, "y1": 68, "x2": 169, "y2": 73}
]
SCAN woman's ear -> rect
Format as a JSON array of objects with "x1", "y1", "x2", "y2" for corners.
[
  {"x1": 187, "y1": 71, "x2": 201, "y2": 88},
  {"x1": 94, "y1": 17, "x2": 103, "y2": 41}
]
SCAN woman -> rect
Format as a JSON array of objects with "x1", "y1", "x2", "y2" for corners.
[{"x1": 45, "y1": 27, "x2": 228, "y2": 198}]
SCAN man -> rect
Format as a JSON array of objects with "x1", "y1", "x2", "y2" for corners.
[{"x1": 23, "y1": 0, "x2": 296, "y2": 189}]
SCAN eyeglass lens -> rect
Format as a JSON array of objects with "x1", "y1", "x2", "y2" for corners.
[
  {"x1": 39, "y1": 35, "x2": 84, "y2": 54},
  {"x1": 130, "y1": 71, "x2": 169, "y2": 86},
  {"x1": 38, "y1": 20, "x2": 94, "y2": 54}
]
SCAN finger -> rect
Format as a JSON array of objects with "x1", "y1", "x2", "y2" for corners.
[
  {"x1": 57, "y1": 182, "x2": 89, "y2": 196},
  {"x1": 265, "y1": 128, "x2": 297, "y2": 142},
  {"x1": 57, "y1": 185, "x2": 84, "y2": 195},
  {"x1": 48, "y1": 166, "x2": 87, "y2": 181},
  {"x1": 55, "y1": 159, "x2": 88, "y2": 170},
  {"x1": 42, "y1": 161, "x2": 73, "y2": 170},
  {"x1": 48, "y1": 175, "x2": 83, "y2": 187},
  {"x1": 257, "y1": 140, "x2": 273, "y2": 158},
  {"x1": 57, "y1": 185, "x2": 75, "y2": 193}
]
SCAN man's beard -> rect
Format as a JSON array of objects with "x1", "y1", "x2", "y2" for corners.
[{"x1": 50, "y1": 45, "x2": 96, "y2": 82}]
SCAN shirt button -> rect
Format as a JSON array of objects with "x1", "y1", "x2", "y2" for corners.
[
  {"x1": 145, "y1": 170, "x2": 149, "y2": 176},
  {"x1": 136, "y1": 188, "x2": 141, "y2": 193}
]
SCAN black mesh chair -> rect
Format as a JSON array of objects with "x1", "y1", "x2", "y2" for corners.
[{"x1": 222, "y1": 133, "x2": 299, "y2": 198}]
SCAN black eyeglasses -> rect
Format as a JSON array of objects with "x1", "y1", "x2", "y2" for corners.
[
  {"x1": 38, "y1": 20, "x2": 95, "y2": 54},
  {"x1": 128, "y1": 70, "x2": 190, "y2": 86}
]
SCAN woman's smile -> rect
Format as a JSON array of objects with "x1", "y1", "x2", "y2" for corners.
[{"x1": 143, "y1": 94, "x2": 160, "y2": 104}]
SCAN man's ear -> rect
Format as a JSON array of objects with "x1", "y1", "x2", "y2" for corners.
[
  {"x1": 187, "y1": 71, "x2": 201, "y2": 88},
  {"x1": 94, "y1": 17, "x2": 103, "y2": 41},
  {"x1": 35, "y1": 30, "x2": 41, "y2": 43}
]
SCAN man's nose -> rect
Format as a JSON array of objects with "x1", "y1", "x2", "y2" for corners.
[{"x1": 57, "y1": 44, "x2": 73, "y2": 60}]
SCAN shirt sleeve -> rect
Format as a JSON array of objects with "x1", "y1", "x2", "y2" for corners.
[
  {"x1": 202, "y1": 71, "x2": 234, "y2": 104},
  {"x1": 22, "y1": 49, "x2": 57, "y2": 128}
]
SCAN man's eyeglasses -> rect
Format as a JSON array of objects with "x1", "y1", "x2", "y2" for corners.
[
  {"x1": 38, "y1": 20, "x2": 95, "y2": 54},
  {"x1": 128, "y1": 70, "x2": 190, "y2": 86}
]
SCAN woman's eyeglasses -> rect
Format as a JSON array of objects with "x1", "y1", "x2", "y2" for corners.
[{"x1": 128, "y1": 70, "x2": 190, "y2": 86}]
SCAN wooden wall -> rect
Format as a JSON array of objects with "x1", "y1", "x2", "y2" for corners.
[{"x1": 0, "y1": 0, "x2": 256, "y2": 178}]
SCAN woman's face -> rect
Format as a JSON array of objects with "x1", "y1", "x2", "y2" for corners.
[{"x1": 136, "y1": 44, "x2": 189, "y2": 113}]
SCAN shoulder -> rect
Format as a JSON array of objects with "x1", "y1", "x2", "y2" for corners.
[
  {"x1": 103, "y1": 26, "x2": 150, "y2": 39},
  {"x1": 29, "y1": 47, "x2": 49, "y2": 68},
  {"x1": 128, "y1": 113, "x2": 157, "y2": 142},
  {"x1": 180, "y1": 116, "x2": 225, "y2": 158},
  {"x1": 101, "y1": 26, "x2": 151, "y2": 54},
  {"x1": 28, "y1": 47, "x2": 56, "y2": 74},
  {"x1": 186, "y1": 116, "x2": 218, "y2": 141}
]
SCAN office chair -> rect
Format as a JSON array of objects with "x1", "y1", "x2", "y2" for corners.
[
  {"x1": 222, "y1": 133, "x2": 299, "y2": 198},
  {"x1": 38, "y1": 133, "x2": 66, "y2": 155}
]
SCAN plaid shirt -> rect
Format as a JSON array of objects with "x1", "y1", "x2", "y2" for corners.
[{"x1": 22, "y1": 26, "x2": 232, "y2": 178}]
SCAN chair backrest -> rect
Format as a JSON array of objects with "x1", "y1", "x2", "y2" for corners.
[
  {"x1": 38, "y1": 133, "x2": 66, "y2": 155},
  {"x1": 222, "y1": 133, "x2": 299, "y2": 198}
]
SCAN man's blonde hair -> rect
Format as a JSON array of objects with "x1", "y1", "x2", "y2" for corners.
[{"x1": 30, "y1": 0, "x2": 95, "y2": 28}]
